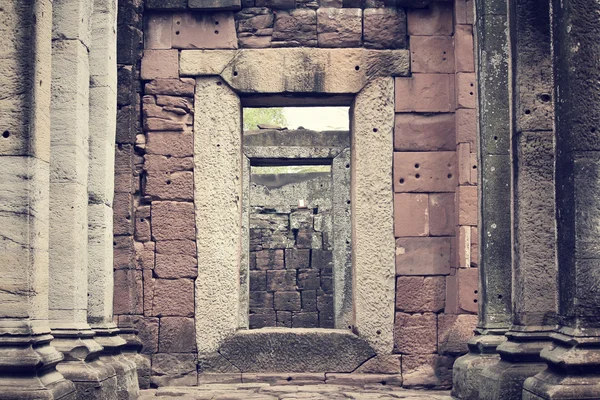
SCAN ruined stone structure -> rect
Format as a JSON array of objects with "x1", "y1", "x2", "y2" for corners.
[{"x1": 2, "y1": 0, "x2": 600, "y2": 398}]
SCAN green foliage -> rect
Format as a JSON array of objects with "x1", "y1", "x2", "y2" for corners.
[{"x1": 243, "y1": 108, "x2": 287, "y2": 131}]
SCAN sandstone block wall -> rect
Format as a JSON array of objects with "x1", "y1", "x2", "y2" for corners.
[
  {"x1": 393, "y1": 0, "x2": 478, "y2": 388},
  {"x1": 114, "y1": 0, "x2": 479, "y2": 387}
]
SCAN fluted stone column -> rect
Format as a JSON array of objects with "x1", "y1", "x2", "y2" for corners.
[
  {"x1": 49, "y1": 0, "x2": 119, "y2": 398},
  {"x1": 478, "y1": 0, "x2": 556, "y2": 398},
  {"x1": 451, "y1": 0, "x2": 512, "y2": 398},
  {"x1": 87, "y1": 0, "x2": 139, "y2": 397},
  {"x1": 0, "y1": 1, "x2": 76, "y2": 398},
  {"x1": 523, "y1": 0, "x2": 600, "y2": 398}
]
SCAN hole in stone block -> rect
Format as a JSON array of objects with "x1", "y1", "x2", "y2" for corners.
[
  {"x1": 540, "y1": 93, "x2": 551, "y2": 102},
  {"x1": 376, "y1": 329, "x2": 381, "y2": 335},
  {"x1": 447, "y1": 173, "x2": 452, "y2": 179},
  {"x1": 215, "y1": 20, "x2": 219, "y2": 25},
  {"x1": 474, "y1": 299, "x2": 478, "y2": 303},
  {"x1": 474, "y1": 290, "x2": 478, "y2": 294},
  {"x1": 399, "y1": 178, "x2": 405, "y2": 184},
  {"x1": 2, "y1": 130, "x2": 9, "y2": 138},
  {"x1": 176, "y1": 20, "x2": 181, "y2": 25},
  {"x1": 175, "y1": 30, "x2": 180, "y2": 35},
  {"x1": 355, "y1": 66, "x2": 360, "y2": 71},
  {"x1": 216, "y1": 81, "x2": 222, "y2": 86},
  {"x1": 592, "y1": 127, "x2": 596, "y2": 133},
  {"x1": 493, "y1": 136, "x2": 498, "y2": 141},
  {"x1": 166, "y1": 180, "x2": 172, "y2": 185},
  {"x1": 215, "y1": 30, "x2": 219, "y2": 34},
  {"x1": 373, "y1": 128, "x2": 378, "y2": 132},
  {"x1": 415, "y1": 174, "x2": 420, "y2": 179},
  {"x1": 234, "y1": 71, "x2": 238, "y2": 76},
  {"x1": 286, "y1": 376, "x2": 292, "y2": 382},
  {"x1": 525, "y1": 109, "x2": 531, "y2": 115},
  {"x1": 498, "y1": 294, "x2": 503, "y2": 299}
]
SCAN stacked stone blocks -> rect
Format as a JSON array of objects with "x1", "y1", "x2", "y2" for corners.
[
  {"x1": 392, "y1": 0, "x2": 477, "y2": 389},
  {"x1": 249, "y1": 207, "x2": 335, "y2": 329}
]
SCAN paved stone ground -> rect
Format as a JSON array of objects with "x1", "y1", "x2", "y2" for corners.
[{"x1": 140, "y1": 384, "x2": 452, "y2": 399}]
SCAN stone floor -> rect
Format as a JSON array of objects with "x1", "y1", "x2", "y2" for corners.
[{"x1": 140, "y1": 384, "x2": 452, "y2": 399}]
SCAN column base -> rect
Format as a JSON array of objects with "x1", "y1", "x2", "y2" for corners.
[
  {"x1": 451, "y1": 329, "x2": 507, "y2": 400},
  {"x1": 479, "y1": 329, "x2": 553, "y2": 400},
  {"x1": 119, "y1": 323, "x2": 151, "y2": 389},
  {"x1": 92, "y1": 323, "x2": 140, "y2": 399},
  {"x1": 523, "y1": 330, "x2": 600, "y2": 399},
  {"x1": 51, "y1": 323, "x2": 118, "y2": 400},
  {"x1": 0, "y1": 321, "x2": 76, "y2": 400}
]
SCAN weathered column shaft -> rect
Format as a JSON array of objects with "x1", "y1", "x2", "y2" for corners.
[
  {"x1": 49, "y1": 0, "x2": 120, "y2": 397},
  {"x1": 452, "y1": 0, "x2": 512, "y2": 397},
  {"x1": 87, "y1": 0, "x2": 140, "y2": 396},
  {"x1": 479, "y1": 0, "x2": 556, "y2": 398},
  {"x1": 0, "y1": 0, "x2": 75, "y2": 398},
  {"x1": 523, "y1": 0, "x2": 600, "y2": 398}
]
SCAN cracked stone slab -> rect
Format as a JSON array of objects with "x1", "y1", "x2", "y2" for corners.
[{"x1": 217, "y1": 328, "x2": 376, "y2": 373}]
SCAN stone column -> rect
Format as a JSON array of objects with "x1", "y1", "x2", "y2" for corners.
[
  {"x1": 0, "y1": 0, "x2": 76, "y2": 398},
  {"x1": 87, "y1": 0, "x2": 139, "y2": 396},
  {"x1": 451, "y1": 0, "x2": 513, "y2": 398},
  {"x1": 478, "y1": 0, "x2": 556, "y2": 398},
  {"x1": 522, "y1": 0, "x2": 600, "y2": 398},
  {"x1": 48, "y1": 0, "x2": 119, "y2": 397}
]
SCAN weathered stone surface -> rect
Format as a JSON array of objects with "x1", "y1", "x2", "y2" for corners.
[
  {"x1": 172, "y1": 12, "x2": 238, "y2": 49},
  {"x1": 395, "y1": 237, "x2": 452, "y2": 276},
  {"x1": 394, "y1": 193, "x2": 429, "y2": 237},
  {"x1": 394, "y1": 312, "x2": 437, "y2": 354},
  {"x1": 159, "y1": 317, "x2": 196, "y2": 353},
  {"x1": 354, "y1": 355, "x2": 401, "y2": 374},
  {"x1": 146, "y1": 131, "x2": 194, "y2": 157},
  {"x1": 456, "y1": 185, "x2": 477, "y2": 226},
  {"x1": 181, "y1": 48, "x2": 410, "y2": 93},
  {"x1": 396, "y1": 277, "x2": 445, "y2": 312},
  {"x1": 445, "y1": 267, "x2": 478, "y2": 314},
  {"x1": 363, "y1": 8, "x2": 407, "y2": 49},
  {"x1": 394, "y1": 151, "x2": 456, "y2": 193},
  {"x1": 317, "y1": 8, "x2": 362, "y2": 48},
  {"x1": 395, "y1": 74, "x2": 455, "y2": 112},
  {"x1": 150, "y1": 279, "x2": 195, "y2": 317},
  {"x1": 151, "y1": 354, "x2": 197, "y2": 387},
  {"x1": 218, "y1": 329, "x2": 376, "y2": 372},
  {"x1": 410, "y1": 36, "x2": 455, "y2": 73},
  {"x1": 151, "y1": 201, "x2": 196, "y2": 240},
  {"x1": 429, "y1": 193, "x2": 455, "y2": 236},
  {"x1": 403, "y1": 354, "x2": 454, "y2": 389},
  {"x1": 394, "y1": 113, "x2": 455, "y2": 151},
  {"x1": 272, "y1": 9, "x2": 317, "y2": 47},
  {"x1": 155, "y1": 252, "x2": 197, "y2": 278},
  {"x1": 438, "y1": 314, "x2": 477, "y2": 355},
  {"x1": 407, "y1": 2, "x2": 453, "y2": 36},
  {"x1": 145, "y1": 78, "x2": 196, "y2": 96},
  {"x1": 141, "y1": 49, "x2": 179, "y2": 80}
]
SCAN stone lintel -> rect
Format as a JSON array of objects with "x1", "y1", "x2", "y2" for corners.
[{"x1": 179, "y1": 48, "x2": 410, "y2": 94}]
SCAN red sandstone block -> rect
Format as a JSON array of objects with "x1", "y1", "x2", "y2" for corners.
[
  {"x1": 250, "y1": 271, "x2": 267, "y2": 291},
  {"x1": 145, "y1": 79, "x2": 196, "y2": 96},
  {"x1": 113, "y1": 192, "x2": 134, "y2": 236},
  {"x1": 151, "y1": 278, "x2": 195, "y2": 317},
  {"x1": 396, "y1": 276, "x2": 445, "y2": 312},
  {"x1": 457, "y1": 185, "x2": 477, "y2": 226},
  {"x1": 456, "y1": 72, "x2": 477, "y2": 109},
  {"x1": 119, "y1": 315, "x2": 159, "y2": 355},
  {"x1": 151, "y1": 201, "x2": 196, "y2": 241},
  {"x1": 113, "y1": 269, "x2": 143, "y2": 315},
  {"x1": 429, "y1": 193, "x2": 455, "y2": 236},
  {"x1": 394, "y1": 193, "x2": 429, "y2": 237},
  {"x1": 402, "y1": 354, "x2": 454, "y2": 388},
  {"x1": 146, "y1": 131, "x2": 194, "y2": 157},
  {"x1": 394, "y1": 312, "x2": 437, "y2": 354},
  {"x1": 135, "y1": 205, "x2": 151, "y2": 242},
  {"x1": 456, "y1": 108, "x2": 476, "y2": 146},
  {"x1": 141, "y1": 49, "x2": 179, "y2": 80},
  {"x1": 155, "y1": 252, "x2": 197, "y2": 279},
  {"x1": 455, "y1": 25, "x2": 475, "y2": 73},
  {"x1": 274, "y1": 291, "x2": 301, "y2": 312},
  {"x1": 145, "y1": 14, "x2": 173, "y2": 50},
  {"x1": 145, "y1": 171, "x2": 194, "y2": 201},
  {"x1": 410, "y1": 36, "x2": 455, "y2": 74},
  {"x1": 144, "y1": 155, "x2": 194, "y2": 173},
  {"x1": 470, "y1": 153, "x2": 478, "y2": 184},
  {"x1": 171, "y1": 12, "x2": 238, "y2": 50},
  {"x1": 395, "y1": 237, "x2": 452, "y2": 275},
  {"x1": 114, "y1": 235, "x2": 135, "y2": 270},
  {"x1": 438, "y1": 314, "x2": 478, "y2": 355},
  {"x1": 143, "y1": 270, "x2": 155, "y2": 317},
  {"x1": 454, "y1": 0, "x2": 474, "y2": 25},
  {"x1": 457, "y1": 143, "x2": 472, "y2": 186},
  {"x1": 156, "y1": 240, "x2": 195, "y2": 256},
  {"x1": 159, "y1": 317, "x2": 196, "y2": 353},
  {"x1": 471, "y1": 227, "x2": 479, "y2": 267},
  {"x1": 445, "y1": 267, "x2": 478, "y2": 314},
  {"x1": 135, "y1": 241, "x2": 155, "y2": 270},
  {"x1": 395, "y1": 74, "x2": 455, "y2": 113},
  {"x1": 250, "y1": 292, "x2": 273, "y2": 309},
  {"x1": 456, "y1": 226, "x2": 471, "y2": 268},
  {"x1": 393, "y1": 151, "x2": 456, "y2": 193},
  {"x1": 407, "y1": 2, "x2": 453, "y2": 36},
  {"x1": 394, "y1": 113, "x2": 455, "y2": 151}
]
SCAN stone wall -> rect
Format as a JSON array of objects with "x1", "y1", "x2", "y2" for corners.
[
  {"x1": 249, "y1": 172, "x2": 335, "y2": 329},
  {"x1": 392, "y1": 0, "x2": 478, "y2": 388},
  {"x1": 114, "y1": 0, "x2": 478, "y2": 388}
]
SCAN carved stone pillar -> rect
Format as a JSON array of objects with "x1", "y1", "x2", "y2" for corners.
[
  {"x1": 451, "y1": 0, "x2": 513, "y2": 397},
  {"x1": 523, "y1": 0, "x2": 600, "y2": 397},
  {"x1": 478, "y1": 0, "x2": 557, "y2": 399},
  {"x1": 0, "y1": 1, "x2": 76, "y2": 398},
  {"x1": 87, "y1": 0, "x2": 139, "y2": 397}
]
